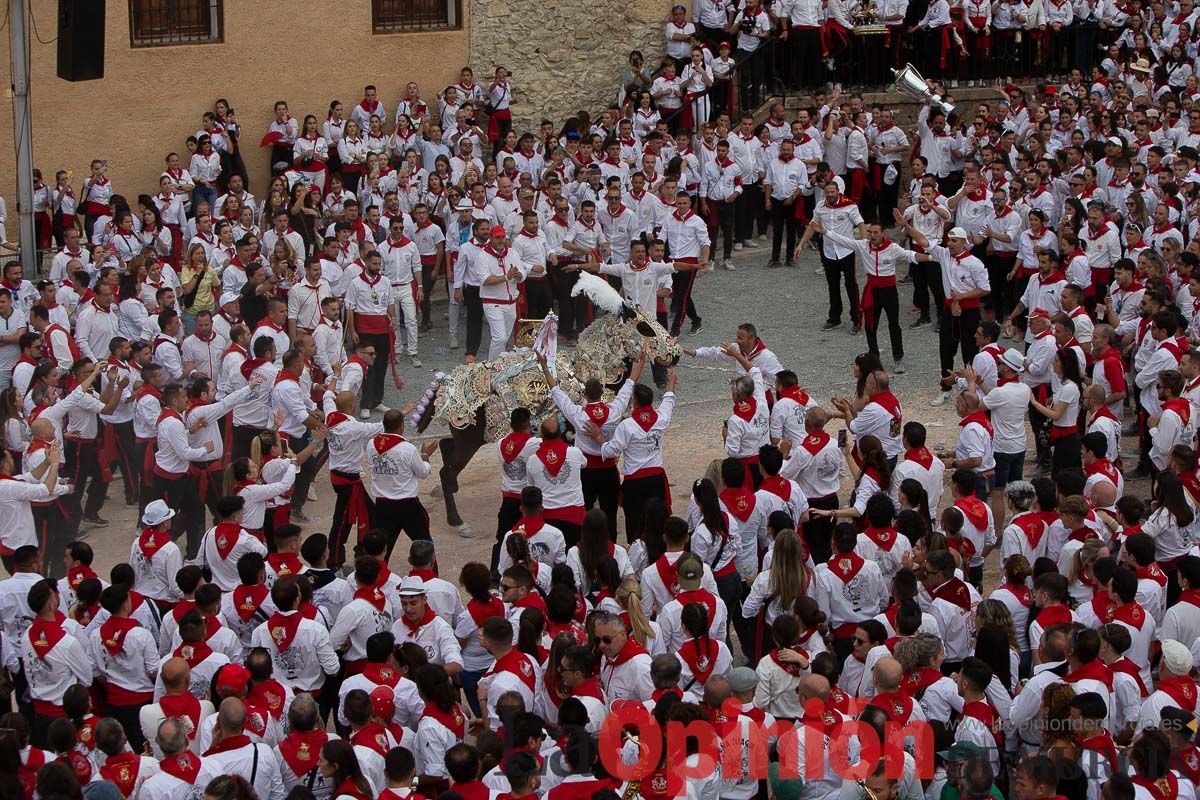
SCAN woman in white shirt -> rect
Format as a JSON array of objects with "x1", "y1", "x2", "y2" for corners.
[
  {"x1": 323, "y1": 100, "x2": 347, "y2": 174},
  {"x1": 293, "y1": 114, "x2": 330, "y2": 195},
  {"x1": 0, "y1": 387, "x2": 28, "y2": 469},
  {"x1": 1143, "y1": 471, "x2": 1198, "y2": 565},
  {"x1": 337, "y1": 120, "x2": 369, "y2": 194},
  {"x1": 987, "y1": 555, "x2": 1033, "y2": 675},
  {"x1": 1030, "y1": 349, "x2": 1084, "y2": 471},
  {"x1": 680, "y1": 46, "x2": 714, "y2": 131},
  {"x1": 138, "y1": 206, "x2": 173, "y2": 261},
  {"x1": 742, "y1": 529, "x2": 813, "y2": 626},
  {"x1": 189, "y1": 136, "x2": 222, "y2": 215}
]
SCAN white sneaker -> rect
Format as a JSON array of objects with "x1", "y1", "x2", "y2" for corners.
[
  {"x1": 449, "y1": 334, "x2": 459, "y2": 350},
  {"x1": 377, "y1": 404, "x2": 391, "y2": 413},
  {"x1": 308, "y1": 486, "x2": 318, "y2": 501},
  {"x1": 410, "y1": 355, "x2": 422, "y2": 367},
  {"x1": 929, "y1": 391, "x2": 951, "y2": 407},
  {"x1": 744, "y1": 239, "x2": 760, "y2": 248},
  {"x1": 360, "y1": 409, "x2": 371, "y2": 419},
  {"x1": 724, "y1": 260, "x2": 737, "y2": 271},
  {"x1": 734, "y1": 242, "x2": 744, "y2": 251},
  {"x1": 758, "y1": 234, "x2": 768, "y2": 242}
]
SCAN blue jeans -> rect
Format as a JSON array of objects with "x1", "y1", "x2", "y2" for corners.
[
  {"x1": 192, "y1": 185, "x2": 218, "y2": 215},
  {"x1": 993, "y1": 450, "x2": 1025, "y2": 487},
  {"x1": 460, "y1": 668, "x2": 485, "y2": 717}
]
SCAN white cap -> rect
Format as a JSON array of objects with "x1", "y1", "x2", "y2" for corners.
[
  {"x1": 1162, "y1": 639, "x2": 1193, "y2": 676},
  {"x1": 455, "y1": 199, "x2": 474, "y2": 212},
  {"x1": 832, "y1": 176, "x2": 845, "y2": 193},
  {"x1": 999, "y1": 349, "x2": 1025, "y2": 373},
  {"x1": 219, "y1": 292, "x2": 239, "y2": 307},
  {"x1": 947, "y1": 227, "x2": 968, "y2": 240},
  {"x1": 142, "y1": 499, "x2": 176, "y2": 527},
  {"x1": 1106, "y1": 135, "x2": 1124, "y2": 146},
  {"x1": 398, "y1": 576, "x2": 426, "y2": 596}
]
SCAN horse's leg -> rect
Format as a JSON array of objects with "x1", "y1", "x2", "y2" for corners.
[{"x1": 438, "y1": 420, "x2": 486, "y2": 530}]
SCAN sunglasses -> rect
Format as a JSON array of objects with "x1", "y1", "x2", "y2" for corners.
[
  {"x1": 598, "y1": 635, "x2": 620, "y2": 644},
  {"x1": 499, "y1": 583, "x2": 517, "y2": 592}
]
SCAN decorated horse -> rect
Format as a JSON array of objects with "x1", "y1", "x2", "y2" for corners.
[{"x1": 412, "y1": 273, "x2": 681, "y2": 535}]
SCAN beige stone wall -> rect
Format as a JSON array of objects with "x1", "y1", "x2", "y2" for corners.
[
  {"x1": 0, "y1": 0, "x2": 469, "y2": 207},
  {"x1": 468, "y1": 0, "x2": 667, "y2": 132}
]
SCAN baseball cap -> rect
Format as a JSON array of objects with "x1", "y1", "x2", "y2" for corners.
[
  {"x1": 1003, "y1": 83, "x2": 1020, "y2": 95},
  {"x1": 947, "y1": 227, "x2": 968, "y2": 240},
  {"x1": 999, "y1": 349, "x2": 1025, "y2": 373},
  {"x1": 219, "y1": 292, "x2": 240, "y2": 307},
  {"x1": 1162, "y1": 639, "x2": 1192, "y2": 675},
  {"x1": 142, "y1": 499, "x2": 176, "y2": 527},
  {"x1": 676, "y1": 553, "x2": 704, "y2": 591},
  {"x1": 489, "y1": 225, "x2": 507, "y2": 239},
  {"x1": 1028, "y1": 308, "x2": 1051, "y2": 320},
  {"x1": 369, "y1": 686, "x2": 396, "y2": 720},
  {"x1": 1106, "y1": 135, "x2": 1124, "y2": 146},
  {"x1": 936, "y1": 742, "x2": 983, "y2": 761},
  {"x1": 729, "y1": 667, "x2": 758, "y2": 693},
  {"x1": 398, "y1": 576, "x2": 426, "y2": 597},
  {"x1": 768, "y1": 762, "x2": 804, "y2": 800},
  {"x1": 215, "y1": 664, "x2": 251, "y2": 697}
]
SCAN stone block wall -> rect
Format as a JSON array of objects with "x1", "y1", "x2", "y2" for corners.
[{"x1": 469, "y1": 0, "x2": 666, "y2": 131}]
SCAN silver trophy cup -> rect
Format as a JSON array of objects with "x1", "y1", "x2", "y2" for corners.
[{"x1": 891, "y1": 63, "x2": 956, "y2": 118}]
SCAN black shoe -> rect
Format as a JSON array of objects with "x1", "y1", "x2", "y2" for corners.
[
  {"x1": 933, "y1": 318, "x2": 942, "y2": 333},
  {"x1": 689, "y1": 319, "x2": 703, "y2": 335},
  {"x1": 766, "y1": 259, "x2": 782, "y2": 268},
  {"x1": 1127, "y1": 466, "x2": 1153, "y2": 479},
  {"x1": 670, "y1": 328, "x2": 681, "y2": 337},
  {"x1": 784, "y1": 260, "x2": 795, "y2": 268},
  {"x1": 910, "y1": 317, "x2": 930, "y2": 329},
  {"x1": 821, "y1": 320, "x2": 840, "y2": 331},
  {"x1": 83, "y1": 514, "x2": 109, "y2": 528}
]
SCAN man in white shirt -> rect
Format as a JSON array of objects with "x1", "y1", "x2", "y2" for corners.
[
  {"x1": 203, "y1": 696, "x2": 286, "y2": 800},
  {"x1": 476, "y1": 226, "x2": 527, "y2": 361},
  {"x1": 595, "y1": 611, "x2": 653, "y2": 705},
  {"x1": 152, "y1": 383, "x2": 215, "y2": 558},
  {"x1": 250, "y1": 576, "x2": 340, "y2": 693},
  {"x1": 368, "y1": 411, "x2": 438, "y2": 559},
  {"x1": 378, "y1": 217, "x2": 422, "y2": 365},
  {"x1": 778, "y1": 408, "x2": 844, "y2": 564},
  {"x1": 343, "y1": 251, "x2": 397, "y2": 417},
  {"x1": 661, "y1": 192, "x2": 710, "y2": 337},
  {"x1": 600, "y1": 371, "x2": 677, "y2": 542},
  {"x1": 286, "y1": 258, "x2": 331, "y2": 341},
  {"x1": 797, "y1": 176, "x2": 868, "y2": 333},
  {"x1": 392, "y1": 576, "x2": 462, "y2": 673}
]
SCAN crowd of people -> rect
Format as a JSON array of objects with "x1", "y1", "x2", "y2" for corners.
[{"x1": 9, "y1": 1, "x2": 1200, "y2": 800}]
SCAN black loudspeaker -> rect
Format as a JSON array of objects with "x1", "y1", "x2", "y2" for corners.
[{"x1": 56, "y1": 0, "x2": 105, "y2": 82}]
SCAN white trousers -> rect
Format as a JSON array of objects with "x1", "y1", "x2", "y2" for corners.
[
  {"x1": 483, "y1": 303, "x2": 516, "y2": 361},
  {"x1": 394, "y1": 282, "x2": 419, "y2": 355}
]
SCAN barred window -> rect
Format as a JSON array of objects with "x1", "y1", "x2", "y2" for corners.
[
  {"x1": 129, "y1": 0, "x2": 223, "y2": 47},
  {"x1": 372, "y1": 0, "x2": 461, "y2": 32}
]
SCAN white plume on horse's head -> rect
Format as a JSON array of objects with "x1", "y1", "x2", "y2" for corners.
[{"x1": 570, "y1": 272, "x2": 626, "y2": 316}]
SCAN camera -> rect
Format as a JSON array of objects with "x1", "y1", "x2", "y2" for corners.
[
  {"x1": 739, "y1": 16, "x2": 756, "y2": 33},
  {"x1": 467, "y1": 118, "x2": 478, "y2": 127}
]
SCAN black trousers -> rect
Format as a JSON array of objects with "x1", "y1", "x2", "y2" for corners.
[
  {"x1": 133, "y1": 440, "x2": 154, "y2": 516},
  {"x1": 939, "y1": 306, "x2": 982, "y2": 376},
  {"x1": 912, "y1": 259, "x2": 945, "y2": 322},
  {"x1": 525, "y1": 277, "x2": 553, "y2": 320},
  {"x1": 358, "y1": 331, "x2": 390, "y2": 410},
  {"x1": 736, "y1": 186, "x2": 763, "y2": 243},
  {"x1": 108, "y1": 420, "x2": 138, "y2": 504},
  {"x1": 789, "y1": 27, "x2": 825, "y2": 89},
  {"x1": 769, "y1": 200, "x2": 799, "y2": 262},
  {"x1": 1051, "y1": 431, "x2": 1082, "y2": 472},
  {"x1": 876, "y1": 173, "x2": 901, "y2": 227},
  {"x1": 492, "y1": 495, "x2": 522, "y2": 580},
  {"x1": 582, "y1": 465, "x2": 621, "y2": 540},
  {"x1": 803, "y1": 494, "x2": 839, "y2": 565},
  {"x1": 669, "y1": 269, "x2": 700, "y2": 335},
  {"x1": 553, "y1": 266, "x2": 587, "y2": 338},
  {"x1": 712, "y1": 199, "x2": 736, "y2": 259},
  {"x1": 984, "y1": 254, "x2": 1016, "y2": 319},
  {"x1": 621, "y1": 471, "x2": 669, "y2": 544},
  {"x1": 1030, "y1": 403, "x2": 1051, "y2": 466},
  {"x1": 463, "y1": 285, "x2": 484, "y2": 357},
  {"x1": 110, "y1": 703, "x2": 146, "y2": 753},
  {"x1": 286, "y1": 431, "x2": 320, "y2": 512},
  {"x1": 155, "y1": 470, "x2": 204, "y2": 559},
  {"x1": 329, "y1": 472, "x2": 375, "y2": 570},
  {"x1": 375, "y1": 496, "x2": 431, "y2": 559},
  {"x1": 37, "y1": 499, "x2": 78, "y2": 580},
  {"x1": 864, "y1": 285, "x2": 904, "y2": 361},
  {"x1": 545, "y1": 515, "x2": 581, "y2": 551},
  {"x1": 65, "y1": 439, "x2": 108, "y2": 518},
  {"x1": 822, "y1": 252, "x2": 860, "y2": 325},
  {"x1": 420, "y1": 262, "x2": 438, "y2": 327},
  {"x1": 232, "y1": 425, "x2": 265, "y2": 462}
]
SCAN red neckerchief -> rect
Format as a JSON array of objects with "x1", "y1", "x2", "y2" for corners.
[
  {"x1": 769, "y1": 647, "x2": 807, "y2": 677},
  {"x1": 719, "y1": 487, "x2": 756, "y2": 522},
  {"x1": 902, "y1": 667, "x2": 945, "y2": 696},
  {"x1": 535, "y1": 439, "x2": 568, "y2": 476},
  {"x1": 353, "y1": 582, "x2": 387, "y2": 611},
  {"x1": 488, "y1": 649, "x2": 537, "y2": 692},
  {"x1": 954, "y1": 496, "x2": 990, "y2": 531},
  {"x1": 401, "y1": 605, "x2": 437, "y2": 635},
  {"x1": 212, "y1": 521, "x2": 245, "y2": 560},
  {"x1": 1133, "y1": 773, "x2": 1180, "y2": 800},
  {"x1": 732, "y1": 396, "x2": 757, "y2": 422},
  {"x1": 632, "y1": 404, "x2": 659, "y2": 431},
  {"x1": 174, "y1": 640, "x2": 213, "y2": 668},
  {"x1": 231, "y1": 584, "x2": 268, "y2": 622},
  {"x1": 267, "y1": 552, "x2": 303, "y2": 578},
  {"x1": 98, "y1": 753, "x2": 141, "y2": 797},
  {"x1": 278, "y1": 728, "x2": 328, "y2": 778},
  {"x1": 904, "y1": 446, "x2": 934, "y2": 470},
  {"x1": 654, "y1": 554, "x2": 681, "y2": 596},
  {"x1": 266, "y1": 610, "x2": 304, "y2": 650},
  {"x1": 98, "y1": 616, "x2": 139, "y2": 656},
  {"x1": 204, "y1": 733, "x2": 252, "y2": 757},
  {"x1": 159, "y1": 692, "x2": 201, "y2": 735},
  {"x1": 1001, "y1": 582, "x2": 1032, "y2": 608},
  {"x1": 361, "y1": 661, "x2": 401, "y2": 688},
  {"x1": 248, "y1": 679, "x2": 288, "y2": 720},
  {"x1": 828, "y1": 552, "x2": 865, "y2": 583},
  {"x1": 760, "y1": 475, "x2": 792, "y2": 502},
  {"x1": 373, "y1": 433, "x2": 406, "y2": 454},
  {"x1": 929, "y1": 577, "x2": 972, "y2": 611},
  {"x1": 1065, "y1": 658, "x2": 1114, "y2": 691},
  {"x1": 466, "y1": 595, "x2": 506, "y2": 627},
  {"x1": 1066, "y1": 526, "x2": 1098, "y2": 544},
  {"x1": 1105, "y1": 657, "x2": 1148, "y2": 698},
  {"x1": 350, "y1": 722, "x2": 393, "y2": 758},
  {"x1": 421, "y1": 702, "x2": 466, "y2": 737},
  {"x1": 1084, "y1": 458, "x2": 1122, "y2": 487},
  {"x1": 868, "y1": 390, "x2": 902, "y2": 423},
  {"x1": 605, "y1": 635, "x2": 649, "y2": 667},
  {"x1": 584, "y1": 401, "x2": 611, "y2": 425},
  {"x1": 1038, "y1": 604, "x2": 1074, "y2": 628},
  {"x1": 1164, "y1": 396, "x2": 1192, "y2": 427},
  {"x1": 679, "y1": 637, "x2": 720, "y2": 684},
  {"x1": 27, "y1": 614, "x2": 67, "y2": 659},
  {"x1": 961, "y1": 700, "x2": 1004, "y2": 748},
  {"x1": 870, "y1": 690, "x2": 915, "y2": 725},
  {"x1": 67, "y1": 564, "x2": 97, "y2": 590},
  {"x1": 239, "y1": 357, "x2": 268, "y2": 380},
  {"x1": 959, "y1": 410, "x2": 993, "y2": 439},
  {"x1": 498, "y1": 431, "x2": 532, "y2": 464},
  {"x1": 863, "y1": 526, "x2": 898, "y2": 551},
  {"x1": 1113, "y1": 601, "x2": 1147, "y2": 629},
  {"x1": 513, "y1": 515, "x2": 545, "y2": 538},
  {"x1": 159, "y1": 751, "x2": 201, "y2": 784},
  {"x1": 777, "y1": 385, "x2": 810, "y2": 406},
  {"x1": 801, "y1": 431, "x2": 831, "y2": 455}
]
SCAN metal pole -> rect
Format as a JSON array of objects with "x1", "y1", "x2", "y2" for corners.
[{"x1": 10, "y1": 0, "x2": 36, "y2": 279}]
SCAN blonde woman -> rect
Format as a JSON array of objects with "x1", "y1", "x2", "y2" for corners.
[
  {"x1": 743, "y1": 530, "x2": 812, "y2": 627},
  {"x1": 615, "y1": 575, "x2": 665, "y2": 656},
  {"x1": 1067, "y1": 538, "x2": 1109, "y2": 606}
]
